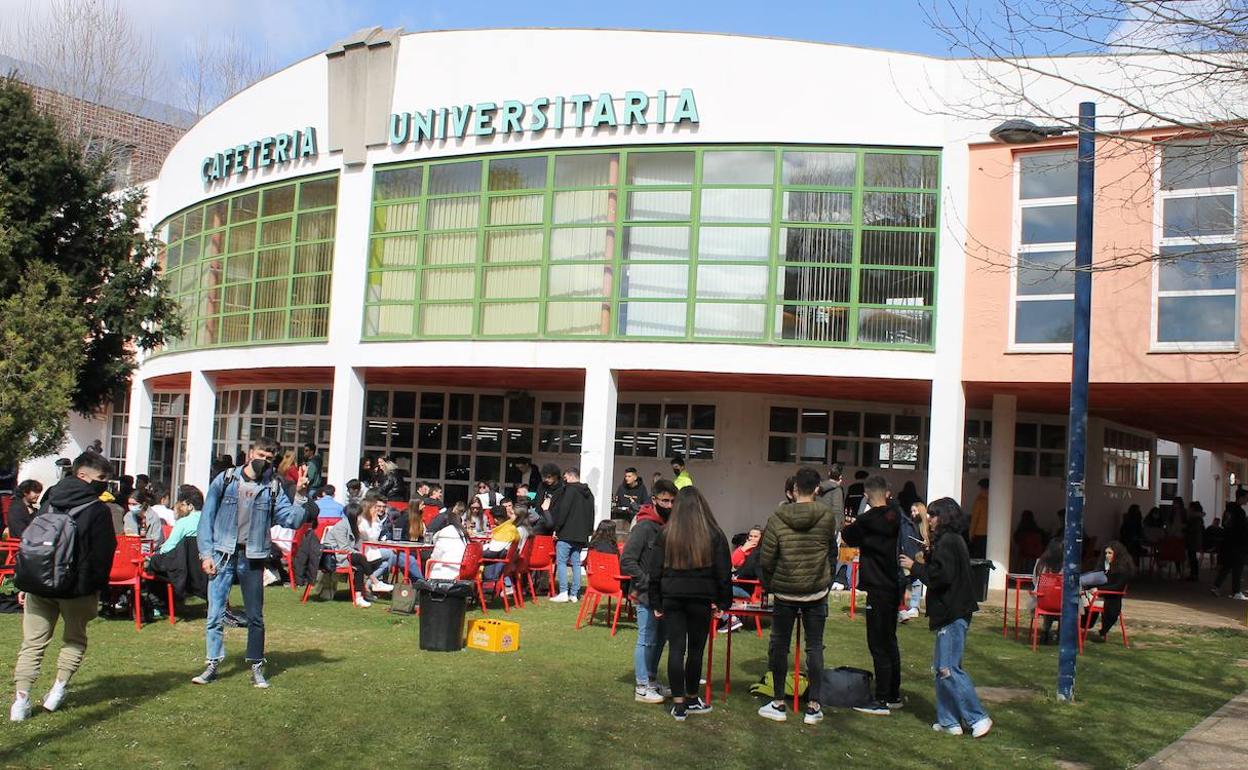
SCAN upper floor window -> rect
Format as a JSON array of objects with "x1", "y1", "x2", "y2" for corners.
[
  {"x1": 1155, "y1": 143, "x2": 1239, "y2": 349},
  {"x1": 1013, "y1": 150, "x2": 1076, "y2": 348}
]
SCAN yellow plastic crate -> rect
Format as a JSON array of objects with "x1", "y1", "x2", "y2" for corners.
[{"x1": 467, "y1": 618, "x2": 520, "y2": 653}]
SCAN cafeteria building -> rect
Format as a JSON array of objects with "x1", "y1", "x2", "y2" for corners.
[{"x1": 26, "y1": 29, "x2": 1247, "y2": 588}]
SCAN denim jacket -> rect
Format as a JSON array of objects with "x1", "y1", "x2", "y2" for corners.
[{"x1": 198, "y1": 466, "x2": 310, "y2": 561}]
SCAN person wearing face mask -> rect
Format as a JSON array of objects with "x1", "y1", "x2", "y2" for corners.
[
  {"x1": 10, "y1": 451, "x2": 116, "y2": 722},
  {"x1": 620, "y1": 479, "x2": 677, "y2": 705},
  {"x1": 193, "y1": 436, "x2": 312, "y2": 689}
]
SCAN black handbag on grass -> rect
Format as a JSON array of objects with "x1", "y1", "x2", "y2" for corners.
[{"x1": 821, "y1": 666, "x2": 873, "y2": 708}]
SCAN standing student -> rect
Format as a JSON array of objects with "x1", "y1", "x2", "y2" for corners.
[
  {"x1": 645, "y1": 486, "x2": 732, "y2": 721},
  {"x1": 10, "y1": 452, "x2": 116, "y2": 721},
  {"x1": 193, "y1": 436, "x2": 311, "y2": 688},
  {"x1": 1211, "y1": 488, "x2": 1248, "y2": 599},
  {"x1": 620, "y1": 480, "x2": 677, "y2": 704},
  {"x1": 840, "y1": 474, "x2": 902, "y2": 714},
  {"x1": 968, "y1": 479, "x2": 989, "y2": 558},
  {"x1": 301, "y1": 442, "x2": 323, "y2": 495},
  {"x1": 844, "y1": 470, "x2": 869, "y2": 516},
  {"x1": 614, "y1": 467, "x2": 651, "y2": 520},
  {"x1": 1184, "y1": 502, "x2": 1205, "y2": 581},
  {"x1": 757, "y1": 465, "x2": 837, "y2": 725},
  {"x1": 550, "y1": 467, "x2": 594, "y2": 603},
  {"x1": 670, "y1": 457, "x2": 693, "y2": 490},
  {"x1": 899, "y1": 497, "x2": 992, "y2": 738},
  {"x1": 816, "y1": 463, "x2": 846, "y2": 529}
]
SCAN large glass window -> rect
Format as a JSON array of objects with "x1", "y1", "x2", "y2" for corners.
[
  {"x1": 159, "y1": 175, "x2": 338, "y2": 350},
  {"x1": 213, "y1": 387, "x2": 332, "y2": 473},
  {"x1": 1103, "y1": 428, "x2": 1152, "y2": 489},
  {"x1": 1155, "y1": 143, "x2": 1239, "y2": 348},
  {"x1": 1014, "y1": 151, "x2": 1075, "y2": 346},
  {"x1": 765, "y1": 404, "x2": 927, "y2": 469},
  {"x1": 615, "y1": 402, "x2": 716, "y2": 461},
  {"x1": 1014, "y1": 421, "x2": 1066, "y2": 478},
  {"x1": 367, "y1": 146, "x2": 940, "y2": 348}
]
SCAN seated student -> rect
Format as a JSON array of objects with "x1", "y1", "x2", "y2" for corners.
[
  {"x1": 588, "y1": 520, "x2": 620, "y2": 555},
  {"x1": 1032, "y1": 538, "x2": 1064, "y2": 644},
  {"x1": 481, "y1": 500, "x2": 530, "y2": 591},
  {"x1": 718, "y1": 524, "x2": 764, "y2": 633},
  {"x1": 126, "y1": 482, "x2": 170, "y2": 550},
  {"x1": 321, "y1": 502, "x2": 390, "y2": 608},
  {"x1": 427, "y1": 500, "x2": 463, "y2": 539},
  {"x1": 315, "y1": 486, "x2": 345, "y2": 521},
  {"x1": 358, "y1": 494, "x2": 421, "y2": 583},
  {"x1": 4, "y1": 479, "x2": 43, "y2": 539},
  {"x1": 1080, "y1": 540, "x2": 1135, "y2": 643},
  {"x1": 427, "y1": 508, "x2": 469, "y2": 580},
  {"x1": 159, "y1": 485, "x2": 203, "y2": 555},
  {"x1": 342, "y1": 479, "x2": 364, "y2": 505},
  {"x1": 420, "y1": 484, "x2": 446, "y2": 528},
  {"x1": 465, "y1": 499, "x2": 493, "y2": 537}
]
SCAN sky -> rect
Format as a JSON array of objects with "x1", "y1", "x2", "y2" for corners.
[{"x1": 0, "y1": 0, "x2": 1132, "y2": 107}]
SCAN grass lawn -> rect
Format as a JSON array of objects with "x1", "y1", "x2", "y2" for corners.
[{"x1": 0, "y1": 586, "x2": 1244, "y2": 770}]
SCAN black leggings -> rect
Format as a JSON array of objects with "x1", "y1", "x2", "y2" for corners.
[
  {"x1": 1214, "y1": 556, "x2": 1243, "y2": 595},
  {"x1": 865, "y1": 597, "x2": 901, "y2": 702},
  {"x1": 662, "y1": 598, "x2": 713, "y2": 701},
  {"x1": 348, "y1": 554, "x2": 385, "y2": 592}
]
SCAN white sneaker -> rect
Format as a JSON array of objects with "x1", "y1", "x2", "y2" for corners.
[
  {"x1": 758, "y1": 701, "x2": 787, "y2": 722},
  {"x1": 262, "y1": 569, "x2": 280, "y2": 587},
  {"x1": 551, "y1": 592, "x2": 570, "y2": 603},
  {"x1": 933, "y1": 722, "x2": 964, "y2": 735},
  {"x1": 370, "y1": 579, "x2": 394, "y2": 593},
  {"x1": 900, "y1": 608, "x2": 920, "y2": 622},
  {"x1": 569, "y1": 594, "x2": 579, "y2": 603},
  {"x1": 649, "y1": 681, "x2": 672, "y2": 698},
  {"x1": 971, "y1": 717, "x2": 993, "y2": 738},
  {"x1": 831, "y1": 582, "x2": 846, "y2": 592},
  {"x1": 1232, "y1": 592, "x2": 1248, "y2": 600},
  {"x1": 803, "y1": 706, "x2": 824, "y2": 725},
  {"x1": 10, "y1": 694, "x2": 30, "y2": 722},
  {"x1": 42, "y1": 680, "x2": 67, "y2": 712},
  {"x1": 503, "y1": 586, "x2": 515, "y2": 597},
  {"x1": 353, "y1": 593, "x2": 372, "y2": 608},
  {"x1": 634, "y1": 685, "x2": 664, "y2": 704}
]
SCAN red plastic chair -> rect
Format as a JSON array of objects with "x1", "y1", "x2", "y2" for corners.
[
  {"x1": 109, "y1": 534, "x2": 173, "y2": 630},
  {"x1": 314, "y1": 517, "x2": 339, "y2": 538},
  {"x1": 1157, "y1": 537, "x2": 1185, "y2": 579},
  {"x1": 301, "y1": 548, "x2": 357, "y2": 605},
  {"x1": 1030, "y1": 572, "x2": 1064, "y2": 651},
  {"x1": 1016, "y1": 531, "x2": 1045, "y2": 569},
  {"x1": 514, "y1": 536, "x2": 540, "y2": 604},
  {"x1": 576, "y1": 550, "x2": 630, "y2": 636},
  {"x1": 526, "y1": 535, "x2": 557, "y2": 598},
  {"x1": 425, "y1": 541, "x2": 486, "y2": 609},
  {"x1": 421, "y1": 504, "x2": 441, "y2": 527},
  {"x1": 1080, "y1": 587, "x2": 1130, "y2": 651},
  {"x1": 479, "y1": 541, "x2": 524, "y2": 614},
  {"x1": 733, "y1": 578, "x2": 765, "y2": 637},
  {"x1": 274, "y1": 523, "x2": 312, "y2": 591}
]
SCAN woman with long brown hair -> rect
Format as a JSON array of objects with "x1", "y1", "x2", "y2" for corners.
[{"x1": 644, "y1": 486, "x2": 732, "y2": 721}]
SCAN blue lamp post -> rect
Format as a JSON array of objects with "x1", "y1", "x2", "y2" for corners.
[{"x1": 991, "y1": 102, "x2": 1096, "y2": 702}]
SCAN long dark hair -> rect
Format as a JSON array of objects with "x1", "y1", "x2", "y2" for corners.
[
  {"x1": 1104, "y1": 540, "x2": 1136, "y2": 578},
  {"x1": 927, "y1": 497, "x2": 968, "y2": 536},
  {"x1": 343, "y1": 502, "x2": 362, "y2": 541},
  {"x1": 664, "y1": 486, "x2": 723, "y2": 570},
  {"x1": 589, "y1": 520, "x2": 617, "y2": 550}
]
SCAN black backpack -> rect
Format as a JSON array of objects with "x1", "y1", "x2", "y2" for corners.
[{"x1": 13, "y1": 501, "x2": 97, "y2": 598}]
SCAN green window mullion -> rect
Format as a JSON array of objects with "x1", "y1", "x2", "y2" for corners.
[
  {"x1": 610, "y1": 151, "x2": 628, "y2": 340},
  {"x1": 848, "y1": 149, "x2": 866, "y2": 345},
  {"x1": 411, "y1": 166, "x2": 431, "y2": 338},
  {"x1": 766, "y1": 148, "x2": 783, "y2": 341},
  {"x1": 539, "y1": 152, "x2": 555, "y2": 338},
  {"x1": 686, "y1": 149, "x2": 703, "y2": 340},
  {"x1": 471, "y1": 161, "x2": 489, "y2": 336}
]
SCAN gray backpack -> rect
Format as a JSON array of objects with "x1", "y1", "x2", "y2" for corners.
[{"x1": 14, "y1": 502, "x2": 96, "y2": 598}]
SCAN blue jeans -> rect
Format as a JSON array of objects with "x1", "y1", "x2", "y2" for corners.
[
  {"x1": 205, "y1": 548, "x2": 266, "y2": 663},
  {"x1": 732, "y1": 585, "x2": 751, "y2": 600},
  {"x1": 933, "y1": 618, "x2": 989, "y2": 729},
  {"x1": 555, "y1": 540, "x2": 582, "y2": 597},
  {"x1": 374, "y1": 550, "x2": 422, "y2": 581},
  {"x1": 908, "y1": 579, "x2": 923, "y2": 611},
  {"x1": 634, "y1": 602, "x2": 667, "y2": 685}
]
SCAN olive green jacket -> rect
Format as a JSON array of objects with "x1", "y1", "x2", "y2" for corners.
[{"x1": 759, "y1": 501, "x2": 838, "y2": 596}]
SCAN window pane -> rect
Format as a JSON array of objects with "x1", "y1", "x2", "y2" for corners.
[
  {"x1": 429, "y1": 161, "x2": 481, "y2": 194},
  {"x1": 861, "y1": 230, "x2": 935, "y2": 267},
  {"x1": 694, "y1": 303, "x2": 765, "y2": 339},
  {"x1": 481, "y1": 302, "x2": 539, "y2": 335},
  {"x1": 422, "y1": 269, "x2": 474, "y2": 301},
  {"x1": 427, "y1": 197, "x2": 480, "y2": 230},
  {"x1": 783, "y1": 192, "x2": 852, "y2": 223},
  {"x1": 699, "y1": 227, "x2": 770, "y2": 261},
  {"x1": 627, "y1": 152, "x2": 694, "y2": 185},
  {"x1": 421, "y1": 303, "x2": 473, "y2": 335},
  {"x1": 1017, "y1": 250, "x2": 1076, "y2": 296},
  {"x1": 782, "y1": 151, "x2": 855, "y2": 186},
  {"x1": 622, "y1": 264, "x2": 688, "y2": 298},
  {"x1": 628, "y1": 190, "x2": 691, "y2": 221},
  {"x1": 858, "y1": 307, "x2": 932, "y2": 345},
  {"x1": 862, "y1": 192, "x2": 936, "y2": 228},
  {"x1": 549, "y1": 264, "x2": 611, "y2": 298},
  {"x1": 1015, "y1": 299, "x2": 1073, "y2": 344},
  {"x1": 1158, "y1": 245, "x2": 1237, "y2": 291},
  {"x1": 1021, "y1": 205, "x2": 1076, "y2": 244},
  {"x1": 483, "y1": 266, "x2": 540, "y2": 298},
  {"x1": 553, "y1": 190, "x2": 613, "y2": 224},
  {"x1": 768, "y1": 436, "x2": 796, "y2": 463},
  {"x1": 780, "y1": 227, "x2": 852, "y2": 264},
  {"x1": 1016, "y1": 423, "x2": 1038, "y2": 447},
  {"x1": 300, "y1": 178, "x2": 338, "y2": 208},
  {"x1": 692, "y1": 404, "x2": 716, "y2": 430},
  {"x1": 489, "y1": 194, "x2": 544, "y2": 225},
  {"x1": 702, "y1": 151, "x2": 774, "y2": 184},
  {"x1": 488, "y1": 156, "x2": 546, "y2": 190},
  {"x1": 375, "y1": 166, "x2": 423, "y2": 200},
  {"x1": 863, "y1": 153, "x2": 937, "y2": 189},
  {"x1": 1020, "y1": 151, "x2": 1076, "y2": 199},
  {"x1": 555, "y1": 153, "x2": 617, "y2": 187},
  {"x1": 697, "y1": 264, "x2": 767, "y2": 300},
  {"x1": 777, "y1": 304, "x2": 849, "y2": 342},
  {"x1": 546, "y1": 302, "x2": 606, "y2": 335},
  {"x1": 1158, "y1": 295, "x2": 1237, "y2": 342},
  {"x1": 1161, "y1": 144, "x2": 1238, "y2": 190},
  {"x1": 700, "y1": 189, "x2": 772, "y2": 223},
  {"x1": 372, "y1": 203, "x2": 418, "y2": 234},
  {"x1": 262, "y1": 185, "x2": 295, "y2": 216},
  {"x1": 551, "y1": 227, "x2": 612, "y2": 260},
  {"x1": 485, "y1": 229, "x2": 542, "y2": 263},
  {"x1": 1039, "y1": 424, "x2": 1066, "y2": 450},
  {"x1": 770, "y1": 407, "x2": 798, "y2": 433},
  {"x1": 1162, "y1": 195, "x2": 1235, "y2": 237},
  {"x1": 782, "y1": 266, "x2": 851, "y2": 303},
  {"x1": 364, "y1": 305, "x2": 414, "y2": 337},
  {"x1": 801, "y1": 408, "x2": 830, "y2": 434},
  {"x1": 619, "y1": 302, "x2": 686, "y2": 337},
  {"x1": 859, "y1": 269, "x2": 933, "y2": 305},
  {"x1": 423, "y1": 233, "x2": 476, "y2": 265},
  {"x1": 623, "y1": 227, "x2": 689, "y2": 261}
]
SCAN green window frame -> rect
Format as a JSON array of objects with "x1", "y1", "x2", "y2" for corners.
[
  {"x1": 366, "y1": 145, "x2": 940, "y2": 349},
  {"x1": 157, "y1": 173, "x2": 339, "y2": 352}
]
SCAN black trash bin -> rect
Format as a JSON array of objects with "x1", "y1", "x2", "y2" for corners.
[
  {"x1": 968, "y1": 559, "x2": 995, "y2": 603},
  {"x1": 415, "y1": 579, "x2": 473, "y2": 651}
]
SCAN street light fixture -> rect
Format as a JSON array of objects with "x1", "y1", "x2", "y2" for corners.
[{"x1": 991, "y1": 103, "x2": 1096, "y2": 703}]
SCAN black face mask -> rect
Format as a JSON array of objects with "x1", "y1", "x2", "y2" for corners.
[
  {"x1": 89, "y1": 479, "x2": 109, "y2": 496},
  {"x1": 250, "y1": 458, "x2": 270, "y2": 478},
  {"x1": 656, "y1": 503, "x2": 673, "y2": 522}
]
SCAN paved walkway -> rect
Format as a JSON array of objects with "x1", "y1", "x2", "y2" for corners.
[{"x1": 1137, "y1": 688, "x2": 1248, "y2": 768}]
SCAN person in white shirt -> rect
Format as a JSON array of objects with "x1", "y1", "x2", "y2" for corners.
[
  {"x1": 474, "y1": 480, "x2": 503, "y2": 513},
  {"x1": 427, "y1": 509, "x2": 469, "y2": 580}
]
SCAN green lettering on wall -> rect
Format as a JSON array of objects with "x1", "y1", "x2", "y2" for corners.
[
  {"x1": 530, "y1": 97, "x2": 548, "y2": 131},
  {"x1": 499, "y1": 100, "x2": 525, "y2": 133},
  {"x1": 389, "y1": 112, "x2": 410, "y2": 144},
  {"x1": 590, "y1": 93, "x2": 617, "y2": 128},
  {"x1": 568, "y1": 94, "x2": 592, "y2": 129},
  {"x1": 450, "y1": 106, "x2": 471, "y2": 138}
]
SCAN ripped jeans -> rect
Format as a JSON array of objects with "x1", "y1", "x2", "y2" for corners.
[{"x1": 932, "y1": 618, "x2": 989, "y2": 730}]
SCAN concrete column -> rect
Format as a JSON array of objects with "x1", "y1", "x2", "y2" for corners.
[
  {"x1": 925, "y1": 374, "x2": 966, "y2": 503},
  {"x1": 1177, "y1": 443, "x2": 1195, "y2": 504},
  {"x1": 125, "y1": 377, "x2": 155, "y2": 482},
  {"x1": 578, "y1": 365, "x2": 618, "y2": 523},
  {"x1": 1210, "y1": 450, "x2": 1227, "y2": 517},
  {"x1": 986, "y1": 394, "x2": 1017, "y2": 589},
  {"x1": 327, "y1": 366, "x2": 366, "y2": 491},
  {"x1": 183, "y1": 370, "x2": 217, "y2": 490}
]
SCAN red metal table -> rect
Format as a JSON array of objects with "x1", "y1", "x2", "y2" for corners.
[
  {"x1": 704, "y1": 603, "x2": 808, "y2": 712},
  {"x1": 362, "y1": 540, "x2": 433, "y2": 584},
  {"x1": 1002, "y1": 572, "x2": 1034, "y2": 639}
]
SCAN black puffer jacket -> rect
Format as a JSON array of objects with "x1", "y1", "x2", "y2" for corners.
[
  {"x1": 911, "y1": 527, "x2": 978, "y2": 630},
  {"x1": 759, "y1": 501, "x2": 838, "y2": 597},
  {"x1": 645, "y1": 528, "x2": 733, "y2": 610},
  {"x1": 553, "y1": 482, "x2": 594, "y2": 546},
  {"x1": 619, "y1": 506, "x2": 664, "y2": 606}
]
